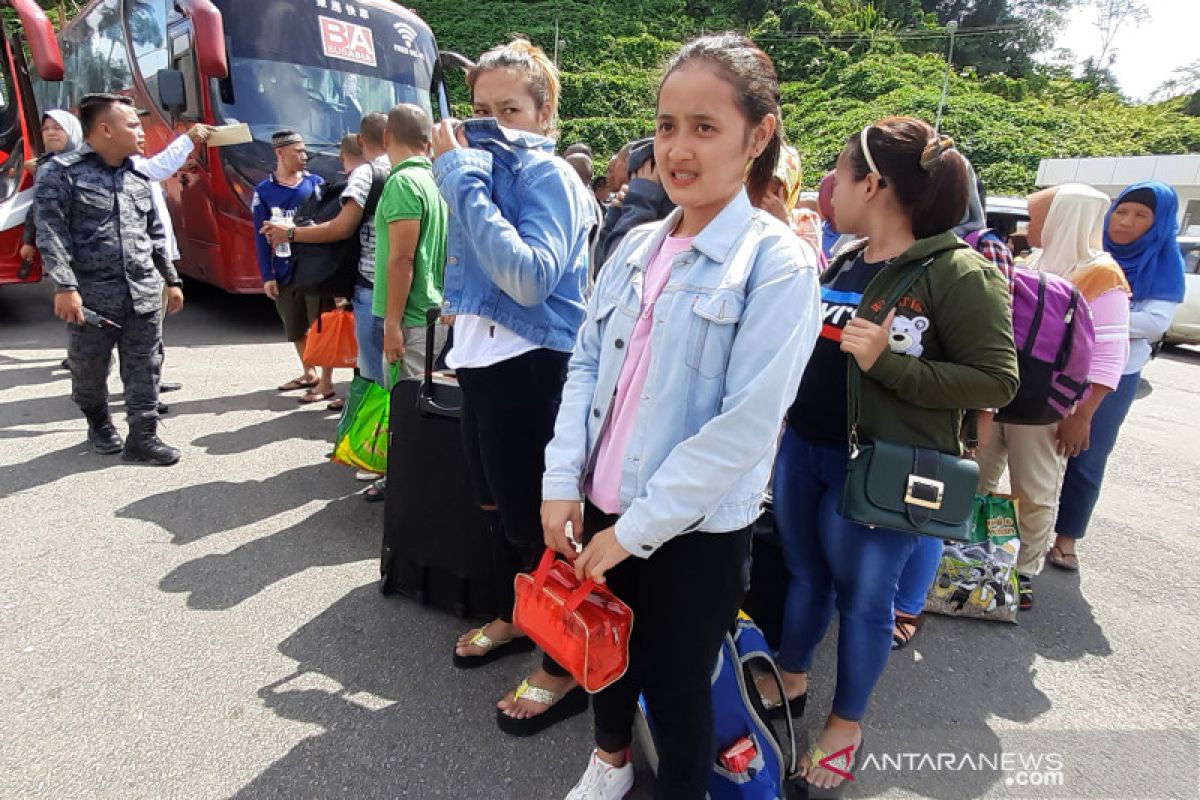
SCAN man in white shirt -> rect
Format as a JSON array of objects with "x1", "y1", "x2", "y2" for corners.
[{"x1": 131, "y1": 123, "x2": 215, "y2": 397}]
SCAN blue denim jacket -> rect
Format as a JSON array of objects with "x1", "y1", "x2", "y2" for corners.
[
  {"x1": 433, "y1": 119, "x2": 594, "y2": 352},
  {"x1": 542, "y1": 190, "x2": 822, "y2": 556}
]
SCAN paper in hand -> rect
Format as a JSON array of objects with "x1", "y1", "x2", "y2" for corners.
[{"x1": 207, "y1": 123, "x2": 252, "y2": 147}]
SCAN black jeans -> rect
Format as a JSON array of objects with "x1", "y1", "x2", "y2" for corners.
[
  {"x1": 458, "y1": 348, "x2": 572, "y2": 677},
  {"x1": 584, "y1": 502, "x2": 753, "y2": 800}
]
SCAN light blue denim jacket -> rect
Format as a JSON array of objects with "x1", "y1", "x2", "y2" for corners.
[
  {"x1": 542, "y1": 190, "x2": 822, "y2": 557},
  {"x1": 432, "y1": 119, "x2": 594, "y2": 352}
]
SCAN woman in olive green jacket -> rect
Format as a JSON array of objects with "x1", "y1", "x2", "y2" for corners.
[{"x1": 769, "y1": 117, "x2": 1018, "y2": 793}]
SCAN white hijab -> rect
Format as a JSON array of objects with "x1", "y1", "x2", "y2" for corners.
[
  {"x1": 44, "y1": 109, "x2": 83, "y2": 152},
  {"x1": 1026, "y1": 183, "x2": 1113, "y2": 278}
]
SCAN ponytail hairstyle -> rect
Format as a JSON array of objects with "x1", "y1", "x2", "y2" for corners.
[
  {"x1": 845, "y1": 116, "x2": 969, "y2": 239},
  {"x1": 660, "y1": 33, "x2": 782, "y2": 207},
  {"x1": 467, "y1": 38, "x2": 561, "y2": 138}
]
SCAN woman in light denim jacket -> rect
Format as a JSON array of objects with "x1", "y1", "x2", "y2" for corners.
[
  {"x1": 432, "y1": 39, "x2": 596, "y2": 738},
  {"x1": 542, "y1": 35, "x2": 821, "y2": 800}
]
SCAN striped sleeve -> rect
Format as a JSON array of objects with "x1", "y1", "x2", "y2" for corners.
[{"x1": 1087, "y1": 288, "x2": 1131, "y2": 391}]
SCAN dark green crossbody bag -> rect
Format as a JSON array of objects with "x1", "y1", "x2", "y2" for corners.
[{"x1": 837, "y1": 260, "x2": 978, "y2": 542}]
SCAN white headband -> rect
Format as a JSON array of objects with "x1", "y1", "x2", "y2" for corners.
[{"x1": 860, "y1": 126, "x2": 881, "y2": 177}]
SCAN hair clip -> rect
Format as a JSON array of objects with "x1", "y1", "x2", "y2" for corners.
[{"x1": 920, "y1": 135, "x2": 955, "y2": 172}]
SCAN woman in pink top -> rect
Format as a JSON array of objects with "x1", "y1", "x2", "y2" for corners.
[
  {"x1": 976, "y1": 183, "x2": 1130, "y2": 610},
  {"x1": 541, "y1": 34, "x2": 821, "y2": 800}
]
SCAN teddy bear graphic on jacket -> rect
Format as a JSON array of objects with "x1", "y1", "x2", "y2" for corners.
[{"x1": 888, "y1": 314, "x2": 930, "y2": 357}]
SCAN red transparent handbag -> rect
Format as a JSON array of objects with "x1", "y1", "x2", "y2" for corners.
[{"x1": 513, "y1": 548, "x2": 634, "y2": 693}]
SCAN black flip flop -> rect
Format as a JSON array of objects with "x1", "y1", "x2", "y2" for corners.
[
  {"x1": 495, "y1": 685, "x2": 589, "y2": 738},
  {"x1": 892, "y1": 612, "x2": 925, "y2": 650}
]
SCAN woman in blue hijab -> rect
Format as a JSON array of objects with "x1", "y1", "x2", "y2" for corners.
[{"x1": 1050, "y1": 181, "x2": 1186, "y2": 570}]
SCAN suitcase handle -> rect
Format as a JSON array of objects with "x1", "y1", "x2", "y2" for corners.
[{"x1": 417, "y1": 307, "x2": 462, "y2": 417}]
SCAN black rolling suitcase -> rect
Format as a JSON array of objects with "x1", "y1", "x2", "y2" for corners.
[{"x1": 380, "y1": 310, "x2": 498, "y2": 619}]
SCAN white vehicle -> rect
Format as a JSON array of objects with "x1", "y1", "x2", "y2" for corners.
[{"x1": 1165, "y1": 238, "x2": 1200, "y2": 346}]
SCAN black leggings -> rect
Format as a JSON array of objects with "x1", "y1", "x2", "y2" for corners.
[
  {"x1": 458, "y1": 348, "x2": 572, "y2": 676},
  {"x1": 583, "y1": 502, "x2": 753, "y2": 800}
]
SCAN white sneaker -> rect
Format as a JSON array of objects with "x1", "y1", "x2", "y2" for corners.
[
  {"x1": 564, "y1": 750, "x2": 634, "y2": 800},
  {"x1": 355, "y1": 470, "x2": 380, "y2": 481}
]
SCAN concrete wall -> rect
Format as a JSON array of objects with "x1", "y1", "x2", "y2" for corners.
[{"x1": 1037, "y1": 155, "x2": 1200, "y2": 235}]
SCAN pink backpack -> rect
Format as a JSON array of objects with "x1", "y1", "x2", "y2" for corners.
[{"x1": 994, "y1": 267, "x2": 1096, "y2": 425}]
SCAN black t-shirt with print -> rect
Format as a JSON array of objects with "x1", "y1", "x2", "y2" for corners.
[{"x1": 787, "y1": 252, "x2": 886, "y2": 444}]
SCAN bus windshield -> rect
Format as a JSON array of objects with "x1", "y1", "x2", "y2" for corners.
[{"x1": 212, "y1": 0, "x2": 436, "y2": 185}]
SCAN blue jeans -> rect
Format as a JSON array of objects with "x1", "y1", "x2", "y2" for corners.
[
  {"x1": 1055, "y1": 371, "x2": 1141, "y2": 540},
  {"x1": 352, "y1": 284, "x2": 385, "y2": 385},
  {"x1": 774, "y1": 428, "x2": 918, "y2": 721},
  {"x1": 893, "y1": 535, "x2": 944, "y2": 617}
]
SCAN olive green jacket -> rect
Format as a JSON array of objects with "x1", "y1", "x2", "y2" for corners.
[{"x1": 827, "y1": 231, "x2": 1019, "y2": 455}]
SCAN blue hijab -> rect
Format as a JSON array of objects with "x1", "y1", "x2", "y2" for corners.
[{"x1": 1103, "y1": 181, "x2": 1186, "y2": 303}]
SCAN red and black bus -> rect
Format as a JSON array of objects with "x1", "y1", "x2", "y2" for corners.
[
  {"x1": 0, "y1": 0, "x2": 62, "y2": 286},
  {"x1": 34, "y1": 0, "x2": 456, "y2": 293}
]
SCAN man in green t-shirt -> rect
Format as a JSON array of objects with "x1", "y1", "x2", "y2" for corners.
[{"x1": 375, "y1": 103, "x2": 448, "y2": 379}]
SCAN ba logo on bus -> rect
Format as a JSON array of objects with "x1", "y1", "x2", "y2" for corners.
[{"x1": 318, "y1": 15, "x2": 377, "y2": 67}]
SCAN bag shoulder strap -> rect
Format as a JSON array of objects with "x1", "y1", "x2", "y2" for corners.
[
  {"x1": 362, "y1": 163, "x2": 389, "y2": 220},
  {"x1": 846, "y1": 258, "x2": 931, "y2": 445}
]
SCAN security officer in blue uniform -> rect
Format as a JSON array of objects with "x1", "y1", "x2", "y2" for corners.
[{"x1": 35, "y1": 93, "x2": 183, "y2": 465}]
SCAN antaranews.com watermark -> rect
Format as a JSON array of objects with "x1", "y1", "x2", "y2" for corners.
[
  {"x1": 861, "y1": 749, "x2": 1065, "y2": 789},
  {"x1": 843, "y1": 729, "x2": 1196, "y2": 798}
]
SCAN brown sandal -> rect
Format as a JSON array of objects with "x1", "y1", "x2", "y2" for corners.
[
  {"x1": 1047, "y1": 545, "x2": 1079, "y2": 572},
  {"x1": 278, "y1": 377, "x2": 318, "y2": 391},
  {"x1": 299, "y1": 390, "x2": 336, "y2": 404}
]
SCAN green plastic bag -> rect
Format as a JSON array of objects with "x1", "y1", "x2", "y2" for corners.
[
  {"x1": 332, "y1": 378, "x2": 391, "y2": 474},
  {"x1": 924, "y1": 494, "x2": 1021, "y2": 623},
  {"x1": 335, "y1": 375, "x2": 374, "y2": 444}
]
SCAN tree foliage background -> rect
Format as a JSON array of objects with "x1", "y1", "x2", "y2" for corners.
[
  {"x1": 8, "y1": 0, "x2": 1199, "y2": 194},
  {"x1": 411, "y1": 0, "x2": 1200, "y2": 193}
]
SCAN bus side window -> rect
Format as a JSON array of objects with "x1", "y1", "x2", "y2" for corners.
[
  {"x1": 169, "y1": 30, "x2": 199, "y2": 119},
  {"x1": 127, "y1": 0, "x2": 169, "y2": 107}
]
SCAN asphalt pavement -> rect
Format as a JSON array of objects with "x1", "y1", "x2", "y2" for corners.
[{"x1": 1, "y1": 278, "x2": 1197, "y2": 799}]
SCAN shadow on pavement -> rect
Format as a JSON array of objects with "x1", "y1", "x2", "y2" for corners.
[
  {"x1": 0, "y1": 362, "x2": 71, "y2": 393},
  {"x1": 157, "y1": 491, "x2": 378, "y2": 610},
  {"x1": 0, "y1": 437, "x2": 128, "y2": 497},
  {"x1": 231, "y1": 583, "x2": 597, "y2": 799},
  {"x1": 228, "y1": 558, "x2": 1112, "y2": 800},
  {"x1": 1158, "y1": 343, "x2": 1200, "y2": 364},
  {"x1": 842, "y1": 562, "x2": 1111, "y2": 798},
  {"x1": 191, "y1": 406, "x2": 341, "y2": 455},
  {"x1": 0, "y1": 387, "x2": 300, "y2": 431},
  {"x1": 118, "y1": 461, "x2": 351, "y2": 546}
]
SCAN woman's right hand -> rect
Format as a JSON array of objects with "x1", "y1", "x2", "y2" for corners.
[
  {"x1": 19, "y1": 244, "x2": 36, "y2": 262},
  {"x1": 542, "y1": 500, "x2": 584, "y2": 560}
]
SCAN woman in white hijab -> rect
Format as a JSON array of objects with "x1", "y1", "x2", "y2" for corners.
[
  {"x1": 20, "y1": 110, "x2": 84, "y2": 263},
  {"x1": 976, "y1": 183, "x2": 1130, "y2": 610}
]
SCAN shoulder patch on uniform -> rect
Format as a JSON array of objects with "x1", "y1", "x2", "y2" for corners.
[{"x1": 51, "y1": 150, "x2": 85, "y2": 167}]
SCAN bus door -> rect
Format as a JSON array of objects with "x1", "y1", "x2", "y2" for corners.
[
  {"x1": 0, "y1": 28, "x2": 37, "y2": 283},
  {"x1": 160, "y1": 17, "x2": 220, "y2": 280}
]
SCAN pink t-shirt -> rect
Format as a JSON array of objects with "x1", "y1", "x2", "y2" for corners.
[
  {"x1": 1086, "y1": 288, "x2": 1131, "y2": 391},
  {"x1": 588, "y1": 234, "x2": 695, "y2": 514}
]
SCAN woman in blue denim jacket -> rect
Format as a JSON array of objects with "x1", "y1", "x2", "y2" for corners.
[
  {"x1": 431, "y1": 39, "x2": 597, "y2": 738},
  {"x1": 541, "y1": 35, "x2": 821, "y2": 800}
]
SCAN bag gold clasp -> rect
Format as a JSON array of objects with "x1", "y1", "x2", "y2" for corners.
[{"x1": 904, "y1": 475, "x2": 944, "y2": 510}]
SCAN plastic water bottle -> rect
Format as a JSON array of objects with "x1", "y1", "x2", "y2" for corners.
[{"x1": 270, "y1": 207, "x2": 291, "y2": 258}]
